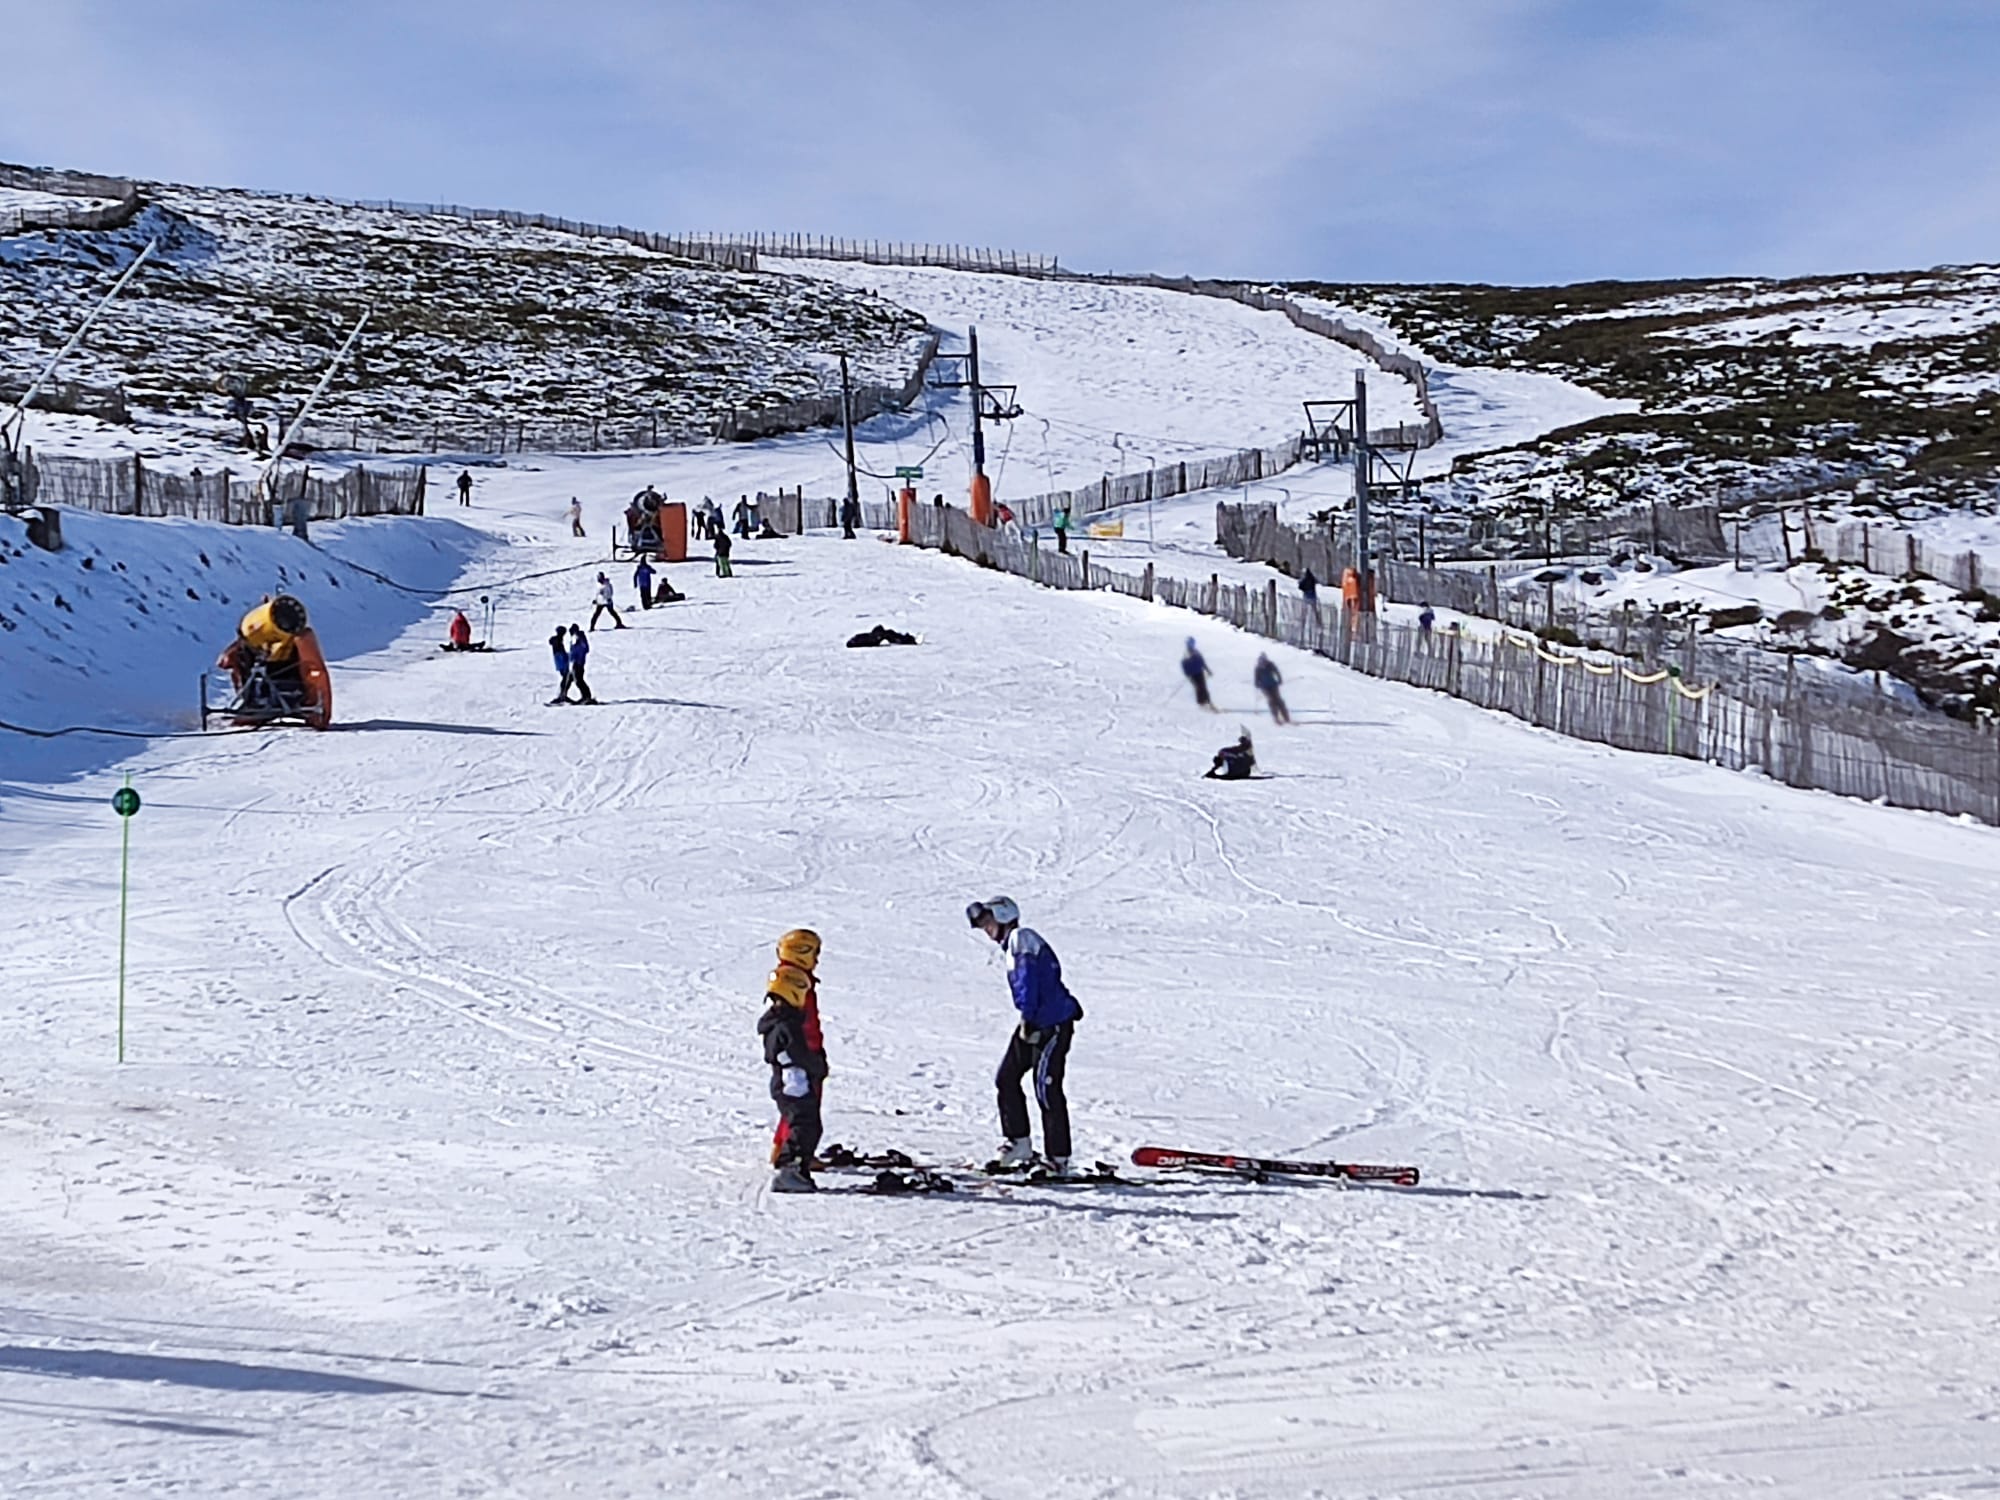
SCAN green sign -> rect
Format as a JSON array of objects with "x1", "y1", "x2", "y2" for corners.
[
  {"x1": 113, "y1": 786, "x2": 142, "y2": 818},
  {"x1": 894, "y1": 466, "x2": 924, "y2": 480}
]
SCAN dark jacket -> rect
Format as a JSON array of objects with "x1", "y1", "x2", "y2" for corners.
[
  {"x1": 759, "y1": 1001, "x2": 828, "y2": 1093},
  {"x1": 568, "y1": 631, "x2": 589, "y2": 665},
  {"x1": 549, "y1": 631, "x2": 569, "y2": 671}
]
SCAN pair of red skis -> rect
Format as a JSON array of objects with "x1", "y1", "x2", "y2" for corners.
[{"x1": 1131, "y1": 1146, "x2": 1420, "y2": 1188}]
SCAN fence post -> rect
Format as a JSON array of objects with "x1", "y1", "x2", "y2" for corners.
[
  {"x1": 1907, "y1": 533, "x2": 1918, "y2": 579},
  {"x1": 1265, "y1": 579, "x2": 1278, "y2": 636},
  {"x1": 1486, "y1": 566, "x2": 1499, "y2": 618},
  {"x1": 1143, "y1": 561, "x2": 1154, "y2": 602},
  {"x1": 1081, "y1": 548, "x2": 1090, "y2": 589},
  {"x1": 1971, "y1": 551, "x2": 1982, "y2": 595},
  {"x1": 131, "y1": 454, "x2": 144, "y2": 516}
]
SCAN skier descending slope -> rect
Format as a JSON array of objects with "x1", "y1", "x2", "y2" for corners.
[
  {"x1": 968, "y1": 897, "x2": 1082, "y2": 1176},
  {"x1": 760, "y1": 961, "x2": 829, "y2": 1193}
]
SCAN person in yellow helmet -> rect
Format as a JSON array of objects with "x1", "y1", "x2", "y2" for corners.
[
  {"x1": 767, "y1": 929, "x2": 825, "y2": 1172},
  {"x1": 760, "y1": 940, "x2": 828, "y2": 1193}
]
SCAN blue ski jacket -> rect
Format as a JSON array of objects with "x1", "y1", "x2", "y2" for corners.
[
  {"x1": 569, "y1": 631, "x2": 589, "y2": 664},
  {"x1": 549, "y1": 634, "x2": 569, "y2": 671},
  {"x1": 1004, "y1": 927, "x2": 1081, "y2": 1029},
  {"x1": 1182, "y1": 648, "x2": 1208, "y2": 682}
]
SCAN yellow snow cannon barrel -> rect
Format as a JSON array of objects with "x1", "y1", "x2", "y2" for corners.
[{"x1": 238, "y1": 594, "x2": 310, "y2": 663}]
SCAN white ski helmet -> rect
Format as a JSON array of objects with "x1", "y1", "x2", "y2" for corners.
[{"x1": 966, "y1": 896, "x2": 1019, "y2": 928}]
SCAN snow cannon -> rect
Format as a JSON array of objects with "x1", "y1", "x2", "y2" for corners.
[{"x1": 202, "y1": 593, "x2": 333, "y2": 730}]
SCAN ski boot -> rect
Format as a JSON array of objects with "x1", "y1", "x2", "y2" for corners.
[
  {"x1": 986, "y1": 1138, "x2": 1036, "y2": 1174},
  {"x1": 770, "y1": 1161, "x2": 817, "y2": 1194}
]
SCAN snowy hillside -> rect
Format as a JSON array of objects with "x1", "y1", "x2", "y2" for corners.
[
  {"x1": 5, "y1": 468, "x2": 2000, "y2": 1497},
  {"x1": 1299, "y1": 267, "x2": 2000, "y2": 524},
  {"x1": 0, "y1": 177, "x2": 931, "y2": 450}
]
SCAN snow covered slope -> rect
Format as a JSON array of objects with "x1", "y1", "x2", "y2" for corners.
[{"x1": 4, "y1": 467, "x2": 1999, "y2": 1498}]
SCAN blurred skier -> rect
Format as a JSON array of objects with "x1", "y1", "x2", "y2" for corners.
[
  {"x1": 446, "y1": 610, "x2": 473, "y2": 651},
  {"x1": 456, "y1": 470, "x2": 473, "y2": 506},
  {"x1": 1254, "y1": 652, "x2": 1290, "y2": 724},
  {"x1": 1205, "y1": 730, "x2": 1256, "y2": 781},
  {"x1": 713, "y1": 526, "x2": 734, "y2": 578},
  {"x1": 567, "y1": 497, "x2": 586, "y2": 537},
  {"x1": 840, "y1": 495, "x2": 862, "y2": 539},
  {"x1": 1300, "y1": 568, "x2": 1320, "y2": 618},
  {"x1": 633, "y1": 556, "x2": 656, "y2": 609},
  {"x1": 1181, "y1": 638, "x2": 1216, "y2": 710},
  {"x1": 590, "y1": 572, "x2": 627, "y2": 630},
  {"x1": 967, "y1": 897, "x2": 1082, "y2": 1176},
  {"x1": 761, "y1": 959, "x2": 829, "y2": 1193},
  {"x1": 567, "y1": 625, "x2": 596, "y2": 704}
]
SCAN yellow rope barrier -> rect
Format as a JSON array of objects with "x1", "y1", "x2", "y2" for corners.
[{"x1": 1498, "y1": 628, "x2": 1705, "y2": 693}]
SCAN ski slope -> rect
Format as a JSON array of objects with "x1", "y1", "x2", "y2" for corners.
[{"x1": 5, "y1": 470, "x2": 2000, "y2": 1498}]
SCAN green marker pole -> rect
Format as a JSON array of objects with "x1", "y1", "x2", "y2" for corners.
[{"x1": 112, "y1": 778, "x2": 141, "y2": 1062}]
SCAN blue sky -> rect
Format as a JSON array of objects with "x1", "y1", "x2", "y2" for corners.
[{"x1": 3, "y1": 0, "x2": 1997, "y2": 284}]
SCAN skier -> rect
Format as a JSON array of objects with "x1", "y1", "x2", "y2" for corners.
[
  {"x1": 567, "y1": 497, "x2": 585, "y2": 537},
  {"x1": 1205, "y1": 730, "x2": 1256, "y2": 781},
  {"x1": 1254, "y1": 652, "x2": 1290, "y2": 724},
  {"x1": 456, "y1": 470, "x2": 473, "y2": 507},
  {"x1": 967, "y1": 896, "x2": 1082, "y2": 1176},
  {"x1": 1418, "y1": 602, "x2": 1436, "y2": 637},
  {"x1": 839, "y1": 495, "x2": 862, "y2": 540},
  {"x1": 767, "y1": 928, "x2": 826, "y2": 1171},
  {"x1": 633, "y1": 557, "x2": 656, "y2": 610},
  {"x1": 590, "y1": 573, "x2": 627, "y2": 630},
  {"x1": 732, "y1": 496, "x2": 753, "y2": 538},
  {"x1": 1181, "y1": 638, "x2": 1216, "y2": 710},
  {"x1": 1052, "y1": 504, "x2": 1070, "y2": 554},
  {"x1": 446, "y1": 610, "x2": 473, "y2": 651},
  {"x1": 760, "y1": 959, "x2": 829, "y2": 1193},
  {"x1": 1300, "y1": 568, "x2": 1320, "y2": 618},
  {"x1": 713, "y1": 526, "x2": 734, "y2": 578},
  {"x1": 547, "y1": 625, "x2": 574, "y2": 704},
  {"x1": 566, "y1": 625, "x2": 597, "y2": 704}
]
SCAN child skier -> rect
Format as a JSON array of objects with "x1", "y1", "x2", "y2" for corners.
[
  {"x1": 1182, "y1": 638, "x2": 1216, "y2": 710},
  {"x1": 713, "y1": 526, "x2": 734, "y2": 578},
  {"x1": 767, "y1": 928, "x2": 825, "y2": 1171},
  {"x1": 590, "y1": 573, "x2": 627, "y2": 630},
  {"x1": 760, "y1": 947, "x2": 829, "y2": 1194},
  {"x1": 967, "y1": 897, "x2": 1082, "y2": 1176}
]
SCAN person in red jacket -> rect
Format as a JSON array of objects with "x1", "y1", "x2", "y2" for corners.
[{"x1": 446, "y1": 610, "x2": 473, "y2": 651}]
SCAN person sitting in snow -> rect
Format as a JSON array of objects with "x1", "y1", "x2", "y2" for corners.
[
  {"x1": 445, "y1": 610, "x2": 473, "y2": 651},
  {"x1": 1205, "y1": 731, "x2": 1256, "y2": 781}
]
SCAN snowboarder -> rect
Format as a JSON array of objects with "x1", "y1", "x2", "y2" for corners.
[
  {"x1": 1181, "y1": 638, "x2": 1216, "y2": 710},
  {"x1": 1254, "y1": 652, "x2": 1290, "y2": 724},
  {"x1": 713, "y1": 526, "x2": 734, "y2": 578},
  {"x1": 967, "y1": 896, "x2": 1082, "y2": 1176},
  {"x1": 732, "y1": 496, "x2": 753, "y2": 538},
  {"x1": 446, "y1": 610, "x2": 473, "y2": 651},
  {"x1": 590, "y1": 573, "x2": 627, "y2": 630},
  {"x1": 760, "y1": 959, "x2": 829, "y2": 1193},
  {"x1": 633, "y1": 557, "x2": 656, "y2": 610},
  {"x1": 1052, "y1": 504, "x2": 1070, "y2": 554},
  {"x1": 456, "y1": 470, "x2": 474, "y2": 506},
  {"x1": 1205, "y1": 731, "x2": 1256, "y2": 781},
  {"x1": 567, "y1": 498, "x2": 585, "y2": 537},
  {"x1": 548, "y1": 626, "x2": 575, "y2": 704},
  {"x1": 566, "y1": 625, "x2": 597, "y2": 704},
  {"x1": 767, "y1": 928, "x2": 826, "y2": 1173}
]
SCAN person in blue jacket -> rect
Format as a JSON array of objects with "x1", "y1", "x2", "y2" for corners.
[
  {"x1": 548, "y1": 625, "x2": 574, "y2": 705},
  {"x1": 1181, "y1": 638, "x2": 1216, "y2": 710},
  {"x1": 566, "y1": 624, "x2": 596, "y2": 704},
  {"x1": 968, "y1": 896, "x2": 1082, "y2": 1175}
]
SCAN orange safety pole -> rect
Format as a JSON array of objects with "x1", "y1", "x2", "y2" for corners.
[
  {"x1": 969, "y1": 473, "x2": 993, "y2": 527},
  {"x1": 898, "y1": 486, "x2": 915, "y2": 544}
]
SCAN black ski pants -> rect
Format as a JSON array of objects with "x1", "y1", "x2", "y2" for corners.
[
  {"x1": 996, "y1": 1021, "x2": 1073, "y2": 1160},
  {"x1": 590, "y1": 602, "x2": 623, "y2": 630},
  {"x1": 569, "y1": 663, "x2": 595, "y2": 704},
  {"x1": 771, "y1": 1082, "x2": 823, "y2": 1169}
]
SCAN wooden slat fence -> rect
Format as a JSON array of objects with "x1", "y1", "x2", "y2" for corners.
[{"x1": 9, "y1": 449, "x2": 426, "y2": 524}]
